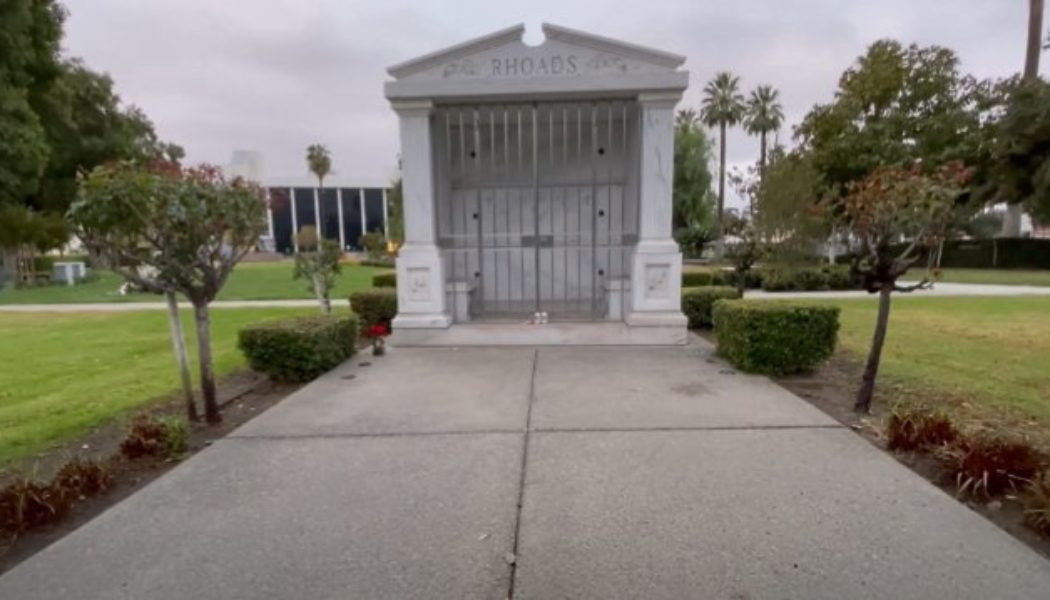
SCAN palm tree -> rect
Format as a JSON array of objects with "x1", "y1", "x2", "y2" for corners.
[
  {"x1": 306, "y1": 144, "x2": 332, "y2": 189},
  {"x1": 700, "y1": 72, "x2": 745, "y2": 249},
  {"x1": 744, "y1": 85, "x2": 784, "y2": 181},
  {"x1": 305, "y1": 144, "x2": 332, "y2": 249}
]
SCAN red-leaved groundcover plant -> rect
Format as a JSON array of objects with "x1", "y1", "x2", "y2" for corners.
[{"x1": 365, "y1": 323, "x2": 390, "y2": 355}]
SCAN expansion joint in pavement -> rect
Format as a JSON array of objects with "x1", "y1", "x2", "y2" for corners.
[
  {"x1": 226, "y1": 429, "x2": 524, "y2": 440},
  {"x1": 225, "y1": 424, "x2": 846, "y2": 443},
  {"x1": 532, "y1": 424, "x2": 846, "y2": 434},
  {"x1": 507, "y1": 348, "x2": 538, "y2": 599}
]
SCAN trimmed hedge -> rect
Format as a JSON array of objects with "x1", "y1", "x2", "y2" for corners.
[
  {"x1": 238, "y1": 314, "x2": 358, "y2": 383},
  {"x1": 682, "y1": 270, "x2": 715, "y2": 287},
  {"x1": 712, "y1": 300, "x2": 839, "y2": 375},
  {"x1": 350, "y1": 288, "x2": 398, "y2": 329},
  {"x1": 682, "y1": 286, "x2": 741, "y2": 328},
  {"x1": 885, "y1": 238, "x2": 1050, "y2": 270},
  {"x1": 357, "y1": 258, "x2": 396, "y2": 269},
  {"x1": 760, "y1": 265, "x2": 859, "y2": 292},
  {"x1": 372, "y1": 272, "x2": 396, "y2": 288},
  {"x1": 718, "y1": 268, "x2": 764, "y2": 290},
  {"x1": 682, "y1": 268, "x2": 764, "y2": 289}
]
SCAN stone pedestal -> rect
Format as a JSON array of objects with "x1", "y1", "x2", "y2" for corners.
[{"x1": 392, "y1": 244, "x2": 451, "y2": 330}]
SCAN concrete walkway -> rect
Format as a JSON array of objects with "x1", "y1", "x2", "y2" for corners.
[
  {"x1": 1, "y1": 282, "x2": 1048, "y2": 313},
  {"x1": 3, "y1": 340, "x2": 1050, "y2": 598}
]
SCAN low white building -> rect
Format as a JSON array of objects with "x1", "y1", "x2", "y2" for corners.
[{"x1": 226, "y1": 151, "x2": 391, "y2": 254}]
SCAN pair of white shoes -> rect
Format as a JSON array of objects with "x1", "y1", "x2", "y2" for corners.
[{"x1": 532, "y1": 311, "x2": 549, "y2": 324}]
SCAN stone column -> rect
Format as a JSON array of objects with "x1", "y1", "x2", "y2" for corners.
[
  {"x1": 627, "y1": 92, "x2": 686, "y2": 329},
  {"x1": 391, "y1": 99, "x2": 451, "y2": 330}
]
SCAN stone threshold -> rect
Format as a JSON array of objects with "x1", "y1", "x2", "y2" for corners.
[{"x1": 390, "y1": 322, "x2": 687, "y2": 347}]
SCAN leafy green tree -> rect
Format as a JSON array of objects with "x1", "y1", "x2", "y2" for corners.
[
  {"x1": 723, "y1": 217, "x2": 769, "y2": 296},
  {"x1": 825, "y1": 162, "x2": 972, "y2": 412},
  {"x1": 71, "y1": 162, "x2": 267, "y2": 423},
  {"x1": 700, "y1": 72, "x2": 745, "y2": 246},
  {"x1": 672, "y1": 109, "x2": 716, "y2": 255},
  {"x1": 294, "y1": 228, "x2": 342, "y2": 314},
  {"x1": 753, "y1": 151, "x2": 829, "y2": 262},
  {"x1": 743, "y1": 85, "x2": 784, "y2": 182},
  {"x1": 1001, "y1": 0, "x2": 1045, "y2": 235},
  {"x1": 796, "y1": 41, "x2": 989, "y2": 194},
  {"x1": 983, "y1": 79, "x2": 1050, "y2": 224},
  {"x1": 1, "y1": 1, "x2": 180, "y2": 278},
  {"x1": 0, "y1": 0, "x2": 63, "y2": 207},
  {"x1": 0, "y1": 203, "x2": 65, "y2": 285}
]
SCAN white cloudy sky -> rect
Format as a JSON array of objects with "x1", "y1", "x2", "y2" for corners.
[{"x1": 62, "y1": 0, "x2": 1042, "y2": 205}]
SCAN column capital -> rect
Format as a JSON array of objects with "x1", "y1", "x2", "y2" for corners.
[
  {"x1": 391, "y1": 99, "x2": 434, "y2": 117},
  {"x1": 637, "y1": 91, "x2": 682, "y2": 109}
]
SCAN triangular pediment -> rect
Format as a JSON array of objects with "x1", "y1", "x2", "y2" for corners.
[{"x1": 387, "y1": 23, "x2": 686, "y2": 83}]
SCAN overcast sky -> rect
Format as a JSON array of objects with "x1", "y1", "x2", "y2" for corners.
[{"x1": 62, "y1": 1, "x2": 1042, "y2": 204}]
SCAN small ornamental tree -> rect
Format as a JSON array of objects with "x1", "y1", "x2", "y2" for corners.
[
  {"x1": 722, "y1": 217, "x2": 768, "y2": 296},
  {"x1": 293, "y1": 226, "x2": 342, "y2": 314},
  {"x1": 829, "y1": 161, "x2": 972, "y2": 413},
  {"x1": 71, "y1": 162, "x2": 266, "y2": 423}
]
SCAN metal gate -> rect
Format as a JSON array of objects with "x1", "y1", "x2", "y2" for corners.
[{"x1": 436, "y1": 101, "x2": 637, "y2": 322}]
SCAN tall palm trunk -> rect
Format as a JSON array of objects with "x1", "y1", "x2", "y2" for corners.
[
  {"x1": 855, "y1": 285, "x2": 892, "y2": 413},
  {"x1": 755, "y1": 131, "x2": 768, "y2": 214},
  {"x1": 1003, "y1": 0, "x2": 1044, "y2": 236},
  {"x1": 1025, "y1": 0, "x2": 1044, "y2": 79},
  {"x1": 759, "y1": 131, "x2": 768, "y2": 177},
  {"x1": 717, "y1": 121, "x2": 727, "y2": 255}
]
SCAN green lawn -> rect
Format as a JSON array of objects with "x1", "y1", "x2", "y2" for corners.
[
  {"x1": 0, "y1": 260, "x2": 391, "y2": 304},
  {"x1": 0, "y1": 306, "x2": 320, "y2": 466},
  {"x1": 817, "y1": 296, "x2": 1050, "y2": 426},
  {"x1": 900, "y1": 268, "x2": 1050, "y2": 287}
]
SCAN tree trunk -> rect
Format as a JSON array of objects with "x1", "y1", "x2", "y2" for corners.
[
  {"x1": 165, "y1": 292, "x2": 197, "y2": 422},
  {"x1": 855, "y1": 285, "x2": 893, "y2": 413},
  {"x1": 716, "y1": 121, "x2": 727, "y2": 257},
  {"x1": 312, "y1": 274, "x2": 329, "y2": 313},
  {"x1": 192, "y1": 301, "x2": 221, "y2": 424}
]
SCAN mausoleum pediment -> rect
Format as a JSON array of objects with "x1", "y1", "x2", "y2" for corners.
[{"x1": 385, "y1": 23, "x2": 688, "y2": 101}]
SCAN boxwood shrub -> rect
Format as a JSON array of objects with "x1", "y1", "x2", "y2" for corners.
[
  {"x1": 682, "y1": 286, "x2": 741, "y2": 328},
  {"x1": 712, "y1": 300, "x2": 839, "y2": 375},
  {"x1": 719, "y1": 268, "x2": 765, "y2": 289},
  {"x1": 682, "y1": 268, "x2": 764, "y2": 289},
  {"x1": 761, "y1": 266, "x2": 859, "y2": 292},
  {"x1": 350, "y1": 288, "x2": 398, "y2": 329},
  {"x1": 372, "y1": 272, "x2": 396, "y2": 288},
  {"x1": 238, "y1": 314, "x2": 358, "y2": 383},
  {"x1": 682, "y1": 270, "x2": 715, "y2": 287},
  {"x1": 822, "y1": 265, "x2": 857, "y2": 290}
]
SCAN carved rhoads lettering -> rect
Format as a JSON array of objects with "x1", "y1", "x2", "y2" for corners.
[{"x1": 488, "y1": 55, "x2": 578, "y2": 77}]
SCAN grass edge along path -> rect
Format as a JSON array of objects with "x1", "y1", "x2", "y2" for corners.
[{"x1": 0, "y1": 306, "x2": 320, "y2": 467}]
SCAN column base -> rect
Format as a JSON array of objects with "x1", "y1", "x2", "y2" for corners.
[{"x1": 625, "y1": 311, "x2": 687, "y2": 328}]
